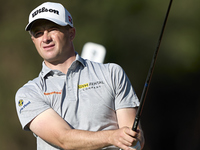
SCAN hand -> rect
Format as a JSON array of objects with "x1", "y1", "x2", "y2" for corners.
[{"x1": 109, "y1": 127, "x2": 138, "y2": 150}]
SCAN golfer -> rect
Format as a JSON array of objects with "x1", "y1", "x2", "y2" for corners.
[{"x1": 15, "y1": 2, "x2": 144, "y2": 150}]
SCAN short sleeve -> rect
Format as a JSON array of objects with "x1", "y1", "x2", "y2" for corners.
[
  {"x1": 15, "y1": 81, "x2": 50, "y2": 130},
  {"x1": 109, "y1": 63, "x2": 140, "y2": 110}
]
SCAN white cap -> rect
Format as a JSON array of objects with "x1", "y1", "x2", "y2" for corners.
[{"x1": 25, "y1": 2, "x2": 73, "y2": 31}]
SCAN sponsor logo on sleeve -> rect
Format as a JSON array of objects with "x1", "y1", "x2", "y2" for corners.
[
  {"x1": 18, "y1": 99, "x2": 31, "y2": 114},
  {"x1": 18, "y1": 99, "x2": 24, "y2": 107}
]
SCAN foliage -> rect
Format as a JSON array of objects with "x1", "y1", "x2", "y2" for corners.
[{"x1": 0, "y1": 0, "x2": 199, "y2": 149}]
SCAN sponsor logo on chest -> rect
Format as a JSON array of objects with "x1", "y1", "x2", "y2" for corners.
[{"x1": 78, "y1": 81, "x2": 104, "y2": 91}]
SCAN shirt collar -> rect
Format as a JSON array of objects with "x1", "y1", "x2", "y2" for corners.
[{"x1": 39, "y1": 53, "x2": 86, "y2": 78}]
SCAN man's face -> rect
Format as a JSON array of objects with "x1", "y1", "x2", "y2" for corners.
[{"x1": 30, "y1": 19, "x2": 75, "y2": 64}]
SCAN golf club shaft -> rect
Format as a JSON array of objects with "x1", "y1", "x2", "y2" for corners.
[{"x1": 132, "y1": 0, "x2": 173, "y2": 131}]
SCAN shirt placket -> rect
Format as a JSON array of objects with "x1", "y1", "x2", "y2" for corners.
[{"x1": 66, "y1": 68, "x2": 79, "y2": 101}]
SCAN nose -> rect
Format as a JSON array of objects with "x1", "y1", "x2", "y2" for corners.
[{"x1": 42, "y1": 30, "x2": 52, "y2": 43}]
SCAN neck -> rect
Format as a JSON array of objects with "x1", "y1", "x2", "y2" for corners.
[{"x1": 44, "y1": 53, "x2": 76, "y2": 74}]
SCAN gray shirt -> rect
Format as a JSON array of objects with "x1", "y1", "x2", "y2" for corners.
[{"x1": 15, "y1": 53, "x2": 140, "y2": 150}]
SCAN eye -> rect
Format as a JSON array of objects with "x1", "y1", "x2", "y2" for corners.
[{"x1": 32, "y1": 31, "x2": 44, "y2": 38}]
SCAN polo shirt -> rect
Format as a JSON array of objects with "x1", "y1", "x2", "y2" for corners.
[{"x1": 15, "y1": 53, "x2": 140, "y2": 150}]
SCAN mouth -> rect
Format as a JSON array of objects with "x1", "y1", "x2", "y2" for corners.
[{"x1": 43, "y1": 44, "x2": 55, "y2": 50}]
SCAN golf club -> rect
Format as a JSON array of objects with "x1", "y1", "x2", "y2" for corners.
[{"x1": 132, "y1": 0, "x2": 173, "y2": 132}]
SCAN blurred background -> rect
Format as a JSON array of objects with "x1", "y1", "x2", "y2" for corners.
[{"x1": 0, "y1": 0, "x2": 199, "y2": 149}]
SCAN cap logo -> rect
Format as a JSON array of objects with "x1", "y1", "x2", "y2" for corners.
[
  {"x1": 68, "y1": 15, "x2": 73, "y2": 24},
  {"x1": 32, "y1": 7, "x2": 59, "y2": 18}
]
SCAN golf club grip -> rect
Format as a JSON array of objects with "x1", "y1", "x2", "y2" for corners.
[
  {"x1": 132, "y1": 116, "x2": 140, "y2": 131},
  {"x1": 132, "y1": 82, "x2": 147, "y2": 131},
  {"x1": 132, "y1": 0, "x2": 173, "y2": 131}
]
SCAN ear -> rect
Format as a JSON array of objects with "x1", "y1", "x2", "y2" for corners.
[{"x1": 31, "y1": 36, "x2": 35, "y2": 44}]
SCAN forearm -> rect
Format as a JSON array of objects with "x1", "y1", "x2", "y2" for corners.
[
  {"x1": 59, "y1": 129, "x2": 113, "y2": 150},
  {"x1": 60, "y1": 127, "x2": 140, "y2": 150},
  {"x1": 116, "y1": 108, "x2": 145, "y2": 149}
]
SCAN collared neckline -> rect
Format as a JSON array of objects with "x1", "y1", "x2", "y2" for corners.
[{"x1": 40, "y1": 53, "x2": 86, "y2": 79}]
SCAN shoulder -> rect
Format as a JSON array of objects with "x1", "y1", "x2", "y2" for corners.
[
  {"x1": 84, "y1": 59, "x2": 123, "y2": 72},
  {"x1": 15, "y1": 77, "x2": 42, "y2": 98},
  {"x1": 107, "y1": 63, "x2": 124, "y2": 73}
]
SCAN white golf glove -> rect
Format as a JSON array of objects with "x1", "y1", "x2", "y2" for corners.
[
  {"x1": 129, "y1": 141, "x2": 141, "y2": 150},
  {"x1": 119, "y1": 141, "x2": 141, "y2": 150}
]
